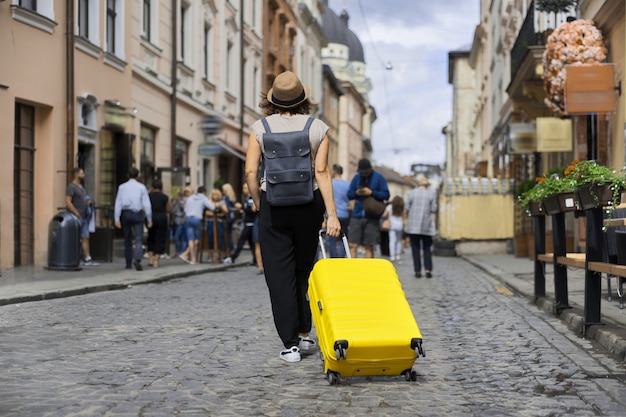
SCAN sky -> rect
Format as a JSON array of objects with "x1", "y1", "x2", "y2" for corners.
[{"x1": 327, "y1": 0, "x2": 480, "y2": 175}]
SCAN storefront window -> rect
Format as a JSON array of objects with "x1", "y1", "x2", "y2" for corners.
[{"x1": 140, "y1": 124, "x2": 155, "y2": 187}]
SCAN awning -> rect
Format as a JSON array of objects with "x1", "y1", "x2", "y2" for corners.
[{"x1": 216, "y1": 140, "x2": 246, "y2": 161}]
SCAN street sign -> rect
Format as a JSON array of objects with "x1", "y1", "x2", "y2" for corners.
[
  {"x1": 564, "y1": 64, "x2": 615, "y2": 114},
  {"x1": 199, "y1": 115, "x2": 223, "y2": 136},
  {"x1": 198, "y1": 142, "x2": 222, "y2": 156},
  {"x1": 536, "y1": 117, "x2": 572, "y2": 152},
  {"x1": 508, "y1": 123, "x2": 536, "y2": 154}
]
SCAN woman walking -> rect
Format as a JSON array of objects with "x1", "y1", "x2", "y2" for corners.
[
  {"x1": 405, "y1": 175, "x2": 437, "y2": 278},
  {"x1": 147, "y1": 180, "x2": 171, "y2": 267},
  {"x1": 245, "y1": 71, "x2": 341, "y2": 363},
  {"x1": 386, "y1": 196, "x2": 406, "y2": 262}
]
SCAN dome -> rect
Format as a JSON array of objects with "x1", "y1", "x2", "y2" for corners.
[{"x1": 322, "y1": 8, "x2": 365, "y2": 63}]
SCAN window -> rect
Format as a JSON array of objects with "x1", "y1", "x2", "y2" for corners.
[
  {"x1": 174, "y1": 139, "x2": 189, "y2": 168},
  {"x1": 19, "y1": 0, "x2": 36, "y2": 11},
  {"x1": 106, "y1": 0, "x2": 117, "y2": 54},
  {"x1": 14, "y1": 103, "x2": 35, "y2": 266},
  {"x1": 180, "y1": 1, "x2": 191, "y2": 62},
  {"x1": 140, "y1": 124, "x2": 156, "y2": 188},
  {"x1": 12, "y1": 0, "x2": 57, "y2": 33},
  {"x1": 203, "y1": 24, "x2": 212, "y2": 80},
  {"x1": 77, "y1": 0, "x2": 88, "y2": 38},
  {"x1": 226, "y1": 41, "x2": 234, "y2": 91},
  {"x1": 142, "y1": 0, "x2": 151, "y2": 40}
]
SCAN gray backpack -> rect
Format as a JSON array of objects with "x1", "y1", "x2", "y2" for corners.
[{"x1": 261, "y1": 117, "x2": 315, "y2": 206}]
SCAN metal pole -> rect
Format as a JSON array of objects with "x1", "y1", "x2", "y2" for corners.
[
  {"x1": 66, "y1": 0, "x2": 76, "y2": 183},
  {"x1": 552, "y1": 212, "x2": 569, "y2": 310},
  {"x1": 170, "y1": 0, "x2": 178, "y2": 167},
  {"x1": 534, "y1": 215, "x2": 546, "y2": 297},
  {"x1": 584, "y1": 206, "x2": 603, "y2": 325}
]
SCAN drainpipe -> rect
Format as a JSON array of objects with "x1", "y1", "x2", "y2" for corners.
[
  {"x1": 66, "y1": 0, "x2": 75, "y2": 183},
  {"x1": 239, "y1": 1, "x2": 245, "y2": 149},
  {"x1": 170, "y1": 0, "x2": 178, "y2": 167}
]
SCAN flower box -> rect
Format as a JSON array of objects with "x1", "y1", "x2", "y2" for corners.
[
  {"x1": 576, "y1": 183, "x2": 615, "y2": 210},
  {"x1": 557, "y1": 191, "x2": 579, "y2": 212},
  {"x1": 542, "y1": 194, "x2": 561, "y2": 215},
  {"x1": 528, "y1": 201, "x2": 544, "y2": 216}
]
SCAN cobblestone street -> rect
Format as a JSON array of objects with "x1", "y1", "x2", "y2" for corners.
[{"x1": 2, "y1": 255, "x2": 626, "y2": 416}]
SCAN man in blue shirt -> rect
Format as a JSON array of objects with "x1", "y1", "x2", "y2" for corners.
[
  {"x1": 347, "y1": 159, "x2": 390, "y2": 258},
  {"x1": 114, "y1": 168, "x2": 153, "y2": 270},
  {"x1": 326, "y1": 164, "x2": 351, "y2": 257}
]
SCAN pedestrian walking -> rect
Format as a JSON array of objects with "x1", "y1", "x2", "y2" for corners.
[
  {"x1": 179, "y1": 186, "x2": 216, "y2": 265},
  {"x1": 65, "y1": 167, "x2": 98, "y2": 266},
  {"x1": 325, "y1": 164, "x2": 351, "y2": 257},
  {"x1": 205, "y1": 188, "x2": 229, "y2": 263},
  {"x1": 245, "y1": 71, "x2": 341, "y2": 363},
  {"x1": 223, "y1": 183, "x2": 257, "y2": 265},
  {"x1": 385, "y1": 196, "x2": 406, "y2": 262},
  {"x1": 405, "y1": 175, "x2": 437, "y2": 278},
  {"x1": 147, "y1": 180, "x2": 171, "y2": 268},
  {"x1": 347, "y1": 158, "x2": 390, "y2": 258},
  {"x1": 171, "y1": 187, "x2": 191, "y2": 256},
  {"x1": 114, "y1": 167, "x2": 153, "y2": 271},
  {"x1": 221, "y1": 183, "x2": 237, "y2": 253}
]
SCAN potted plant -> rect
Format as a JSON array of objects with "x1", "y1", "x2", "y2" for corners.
[
  {"x1": 570, "y1": 160, "x2": 625, "y2": 210},
  {"x1": 539, "y1": 171, "x2": 579, "y2": 214}
]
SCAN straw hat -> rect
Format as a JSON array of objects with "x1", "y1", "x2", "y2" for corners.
[
  {"x1": 267, "y1": 71, "x2": 310, "y2": 109},
  {"x1": 416, "y1": 174, "x2": 429, "y2": 187}
]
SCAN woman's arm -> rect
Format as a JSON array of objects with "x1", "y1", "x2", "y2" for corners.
[
  {"x1": 245, "y1": 131, "x2": 262, "y2": 210},
  {"x1": 315, "y1": 135, "x2": 340, "y2": 237}
]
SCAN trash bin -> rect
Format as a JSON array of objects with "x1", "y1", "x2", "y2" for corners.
[{"x1": 47, "y1": 212, "x2": 81, "y2": 270}]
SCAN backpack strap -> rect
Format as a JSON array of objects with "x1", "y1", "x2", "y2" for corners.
[
  {"x1": 302, "y1": 116, "x2": 314, "y2": 132},
  {"x1": 261, "y1": 118, "x2": 271, "y2": 133}
]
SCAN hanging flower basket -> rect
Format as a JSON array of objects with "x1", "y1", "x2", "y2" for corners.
[{"x1": 542, "y1": 20, "x2": 607, "y2": 117}]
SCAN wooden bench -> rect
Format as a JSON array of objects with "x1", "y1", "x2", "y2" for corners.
[{"x1": 537, "y1": 252, "x2": 586, "y2": 269}]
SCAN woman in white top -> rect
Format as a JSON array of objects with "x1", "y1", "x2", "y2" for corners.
[
  {"x1": 385, "y1": 196, "x2": 406, "y2": 262},
  {"x1": 245, "y1": 71, "x2": 341, "y2": 363}
]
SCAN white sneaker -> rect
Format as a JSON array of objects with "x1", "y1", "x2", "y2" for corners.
[
  {"x1": 83, "y1": 258, "x2": 99, "y2": 266},
  {"x1": 222, "y1": 257, "x2": 233, "y2": 264},
  {"x1": 299, "y1": 335, "x2": 317, "y2": 352},
  {"x1": 279, "y1": 346, "x2": 301, "y2": 362}
]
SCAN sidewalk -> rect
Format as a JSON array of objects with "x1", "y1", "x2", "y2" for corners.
[
  {"x1": 465, "y1": 254, "x2": 626, "y2": 362},
  {"x1": 2, "y1": 252, "x2": 626, "y2": 361},
  {"x1": 0, "y1": 254, "x2": 256, "y2": 306}
]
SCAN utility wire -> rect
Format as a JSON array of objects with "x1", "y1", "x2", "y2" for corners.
[{"x1": 356, "y1": 0, "x2": 400, "y2": 156}]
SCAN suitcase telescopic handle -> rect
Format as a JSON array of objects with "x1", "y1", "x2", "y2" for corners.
[{"x1": 318, "y1": 229, "x2": 351, "y2": 259}]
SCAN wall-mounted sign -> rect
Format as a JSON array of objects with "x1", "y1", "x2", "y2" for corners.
[
  {"x1": 199, "y1": 115, "x2": 223, "y2": 136},
  {"x1": 508, "y1": 123, "x2": 536, "y2": 154},
  {"x1": 536, "y1": 117, "x2": 572, "y2": 152},
  {"x1": 198, "y1": 141, "x2": 222, "y2": 156},
  {"x1": 564, "y1": 64, "x2": 615, "y2": 114}
]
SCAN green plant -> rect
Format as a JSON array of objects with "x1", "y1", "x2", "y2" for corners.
[
  {"x1": 569, "y1": 160, "x2": 625, "y2": 212},
  {"x1": 516, "y1": 166, "x2": 570, "y2": 212}
]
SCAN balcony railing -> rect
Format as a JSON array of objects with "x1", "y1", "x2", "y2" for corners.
[{"x1": 510, "y1": 0, "x2": 577, "y2": 80}]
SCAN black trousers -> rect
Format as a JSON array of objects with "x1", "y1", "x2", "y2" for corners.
[{"x1": 258, "y1": 190, "x2": 325, "y2": 348}]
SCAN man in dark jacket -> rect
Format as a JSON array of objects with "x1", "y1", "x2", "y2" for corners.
[{"x1": 347, "y1": 158, "x2": 390, "y2": 258}]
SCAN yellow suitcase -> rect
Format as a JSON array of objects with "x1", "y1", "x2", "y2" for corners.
[{"x1": 309, "y1": 233, "x2": 425, "y2": 385}]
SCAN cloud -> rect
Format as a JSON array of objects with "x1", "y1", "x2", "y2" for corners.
[{"x1": 327, "y1": 0, "x2": 479, "y2": 174}]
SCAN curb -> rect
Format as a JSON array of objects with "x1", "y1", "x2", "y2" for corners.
[
  {"x1": 463, "y1": 256, "x2": 626, "y2": 362},
  {"x1": 0, "y1": 262, "x2": 242, "y2": 307}
]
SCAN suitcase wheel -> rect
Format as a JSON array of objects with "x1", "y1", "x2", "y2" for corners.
[
  {"x1": 402, "y1": 369, "x2": 418, "y2": 382},
  {"x1": 326, "y1": 370, "x2": 340, "y2": 385},
  {"x1": 333, "y1": 340, "x2": 348, "y2": 360}
]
